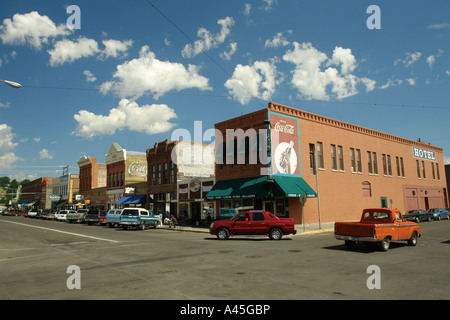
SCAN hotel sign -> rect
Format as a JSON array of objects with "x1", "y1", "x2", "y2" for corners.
[{"x1": 412, "y1": 147, "x2": 436, "y2": 161}]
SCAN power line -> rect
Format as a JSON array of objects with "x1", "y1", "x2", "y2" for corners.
[
  {"x1": 143, "y1": 0, "x2": 263, "y2": 105},
  {"x1": 22, "y1": 83, "x2": 450, "y2": 110}
]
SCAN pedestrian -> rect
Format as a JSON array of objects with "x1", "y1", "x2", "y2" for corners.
[{"x1": 171, "y1": 214, "x2": 177, "y2": 228}]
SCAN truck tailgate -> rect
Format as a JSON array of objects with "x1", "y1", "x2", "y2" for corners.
[
  {"x1": 335, "y1": 222, "x2": 375, "y2": 237},
  {"x1": 121, "y1": 215, "x2": 139, "y2": 224}
]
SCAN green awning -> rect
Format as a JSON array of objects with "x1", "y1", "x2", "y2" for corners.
[
  {"x1": 55, "y1": 200, "x2": 68, "y2": 207},
  {"x1": 273, "y1": 175, "x2": 317, "y2": 198},
  {"x1": 205, "y1": 176, "x2": 271, "y2": 200},
  {"x1": 205, "y1": 175, "x2": 316, "y2": 200}
]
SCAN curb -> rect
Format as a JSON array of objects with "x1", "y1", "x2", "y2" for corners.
[{"x1": 162, "y1": 226, "x2": 334, "y2": 236}]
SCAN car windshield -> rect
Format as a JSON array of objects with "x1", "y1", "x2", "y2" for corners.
[{"x1": 427, "y1": 209, "x2": 439, "y2": 213}]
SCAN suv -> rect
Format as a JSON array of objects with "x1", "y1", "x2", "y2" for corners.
[
  {"x1": 104, "y1": 209, "x2": 123, "y2": 228},
  {"x1": 55, "y1": 210, "x2": 76, "y2": 221},
  {"x1": 120, "y1": 207, "x2": 162, "y2": 230},
  {"x1": 67, "y1": 209, "x2": 89, "y2": 223}
]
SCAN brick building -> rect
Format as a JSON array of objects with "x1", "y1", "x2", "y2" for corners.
[
  {"x1": 21, "y1": 177, "x2": 52, "y2": 210},
  {"x1": 206, "y1": 102, "x2": 447, "y2": 226},
  {"x1": 147, "y1": 139, "x2": 215, "y2": 224},
  {"x1": 77, "y1": 156, "x2": 106, "y2": 207},
  {"x1": 105, "y1": 142, "x2": 147, "y2": 209}
]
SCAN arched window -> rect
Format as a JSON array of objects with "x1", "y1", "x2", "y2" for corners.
[{"x1": 362, "y1": 181, "x2": 372, "y2": 197}]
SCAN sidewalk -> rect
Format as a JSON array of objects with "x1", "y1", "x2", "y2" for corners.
[{"x1": 160, "y1": 222, "x2": 335, "y2": 236}]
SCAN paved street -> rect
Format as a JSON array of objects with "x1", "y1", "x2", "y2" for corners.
[{"x1": 1, "y1": 215, "x2": 449, "y2": 300}]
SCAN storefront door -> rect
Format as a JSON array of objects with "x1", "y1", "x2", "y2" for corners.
[
  {"x1": 191, "y1": 201, "x2": 201, "y2": 225},
  {"x1": 264, "y1": 201, "x2": 274, "y2": 213}
]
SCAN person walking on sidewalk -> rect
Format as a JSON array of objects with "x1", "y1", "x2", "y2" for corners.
[{"x1": 169, "y1": 214, "x2": 177, "y2": 228}]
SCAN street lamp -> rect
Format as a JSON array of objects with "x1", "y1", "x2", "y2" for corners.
[{"x1": 0, "y1": 79, "x2": 22, "y2": 88}]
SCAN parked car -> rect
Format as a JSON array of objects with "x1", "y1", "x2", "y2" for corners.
[
  {"x1": 210, "y1": 210, "x2": 297, "y2": 240},
  {"x1": 84, "y1": 209, "x2": 106, "y2": 225},
  {"x1": 3, "y1": 209, "x2": 25, "y2": 216},
  {"x1": 27, "y1": 209, "x2": 39, "y2": 218},
  {"x1": 98, "y1": 210, "x2": 107, "y2": 225},
  {"x1": 427, "y1": 208, "x2": 450, "y2": 221},
  {"x1": 40, "y1": 209, "x2": 55, "y2": 220},
  {"x1": 120, "y1": 208, "x2": 162, "y2": 230},
  {"x1": 403, "y1": 209, "x2": 433, "y2": 223},
  {"x1": 104, "y1": 209, "x2": 123, "y2": 228},
  {"x1": 55, "y1": 210, "x2": 76, "y2": 221},
  {"x1": 66, "y1": 209, "x2": 89, "y2": 223},
  {"x1": 27, "y1": 209, "x2": 41, "y2": 218}
]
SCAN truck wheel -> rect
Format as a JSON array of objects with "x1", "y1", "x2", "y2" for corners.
[
  {"x1": 269, "y1": 228, "x2": 283, "y2": 240},
  {"x1": 408, "y1": 232, "x2": 418, "y2": 246},
  {"x1": 216, "y1": 228, "x2": 230, "y2": 240},
  {"x1": 380, "y1": 237, "x2": 390, "y2": 251},
  {"x1": 345, "y1": 240, "x2": 356, "y2": 249}
]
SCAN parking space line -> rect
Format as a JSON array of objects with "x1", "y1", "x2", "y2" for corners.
[{"x1": 0, "y1": 220, "x2": 119, "y2": 243}]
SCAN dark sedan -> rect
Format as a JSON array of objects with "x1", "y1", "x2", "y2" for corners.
[{"x1": 403, "y1": 209, "x2": 433, "y2": 223}]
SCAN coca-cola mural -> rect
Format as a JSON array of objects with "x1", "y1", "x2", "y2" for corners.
[
  {"x1": 269, "y1": 111, "x2": 301, "y2": 176},
  {"x1": 125, "y1": 155, "x2": 148, "y2": 182}
]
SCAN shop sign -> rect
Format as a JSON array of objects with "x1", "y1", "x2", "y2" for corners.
[
  {"x1": 125, "y1": 155, "x2": 147, "y2": 182},
  {"x1": 412, "y1": 147, "x2": 436, "y2": 161},
  {"x1": 49, "y1": 194, "x2": 61, "y2": 201},
  {"x1": 269, "y1": 111, "x2": 301, "y2": 176}
]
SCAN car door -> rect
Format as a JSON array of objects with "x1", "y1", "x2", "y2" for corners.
[
  {"x1": 230, "y1": 212, "x2": 252, "y2": 235},
  {"x1": 395, "y1": 212, "x2": 410, "y2": 240},
  {"x1": 250, "y1": 212, "x2": 268, "y2": 235}
]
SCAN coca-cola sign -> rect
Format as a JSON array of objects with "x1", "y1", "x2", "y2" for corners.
[
  {"x1": 274, "y1": 120, "x2": 295, "y2": 135},
  {"x1": 126, "y1": 155, "x2": 148, "y2": 182},
  {"x1": 269, "y1": 112, "x2": 301, "y2": 176},
  {"x1": 128, "y1": 160, "x2": 147, "y2": 176}
]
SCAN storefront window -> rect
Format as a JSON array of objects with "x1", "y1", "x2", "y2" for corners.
[{"x1": 276, "y1": 198, "x2": 286, "y2": 217}]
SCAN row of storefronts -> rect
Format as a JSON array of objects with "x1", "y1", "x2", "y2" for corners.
[{"x1": 17, "y1": 102, "x2": 448, "y2": 225}]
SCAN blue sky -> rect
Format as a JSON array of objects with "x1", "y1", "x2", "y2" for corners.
[{"x1": 0, "y1": 0, "x2": 449, "y2": 180}]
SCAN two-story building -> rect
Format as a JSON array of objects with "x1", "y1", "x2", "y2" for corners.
[{"x1": 206, "y1": 102, "x2": 447, "y2": 226}]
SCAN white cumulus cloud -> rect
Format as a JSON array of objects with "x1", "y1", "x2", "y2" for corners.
[
  {"x1": 99, "y1": 39, "x2": 133, "y2": 59},
  {"x1": 0, "y1": 11, "x2": 70, "y2": 50},
  {"x1": 48, "y1": 37, "x2": 99, "y2": 66},
  {"x1": 0, "y1": 124, "x2": 23, "y2": 171},
  {"x1": 225, "y1": 60, "x2": 281, "y2": 105},
  {"x1": 39, "y1": 148, "x2": 53, "y2": 160},
  {"x1": 73, "y1": 99, "x2": 177, "y2": 139},
  {"x1": 282, "y1": 42, "x2": 375, "y2": 101},
  {"x1": 100, "y1": 46, "x2": 211, "y2": 100}
]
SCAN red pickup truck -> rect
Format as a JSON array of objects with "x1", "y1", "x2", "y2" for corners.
[
  {"x1": 210, "y1": 210, "x2": 296, "y2": 240},
  {"x1": 334, "y1": 208, "x2": 421, "y2": 251}
]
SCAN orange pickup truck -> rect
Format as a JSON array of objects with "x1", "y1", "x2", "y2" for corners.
[{"x1": 334, "y1": 208, "x2": 421, "y2": 251}]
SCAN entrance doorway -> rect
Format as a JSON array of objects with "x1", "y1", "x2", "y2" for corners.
[
  {"x1": 424, "y1": 197, "x2": 429, "y2": 210},
  {"x1": 264, "y1": 201, "x2": 274, "y2": 213},
  {"x1": 191, "y1": 202, "x2": 201, "y2": 225}
]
